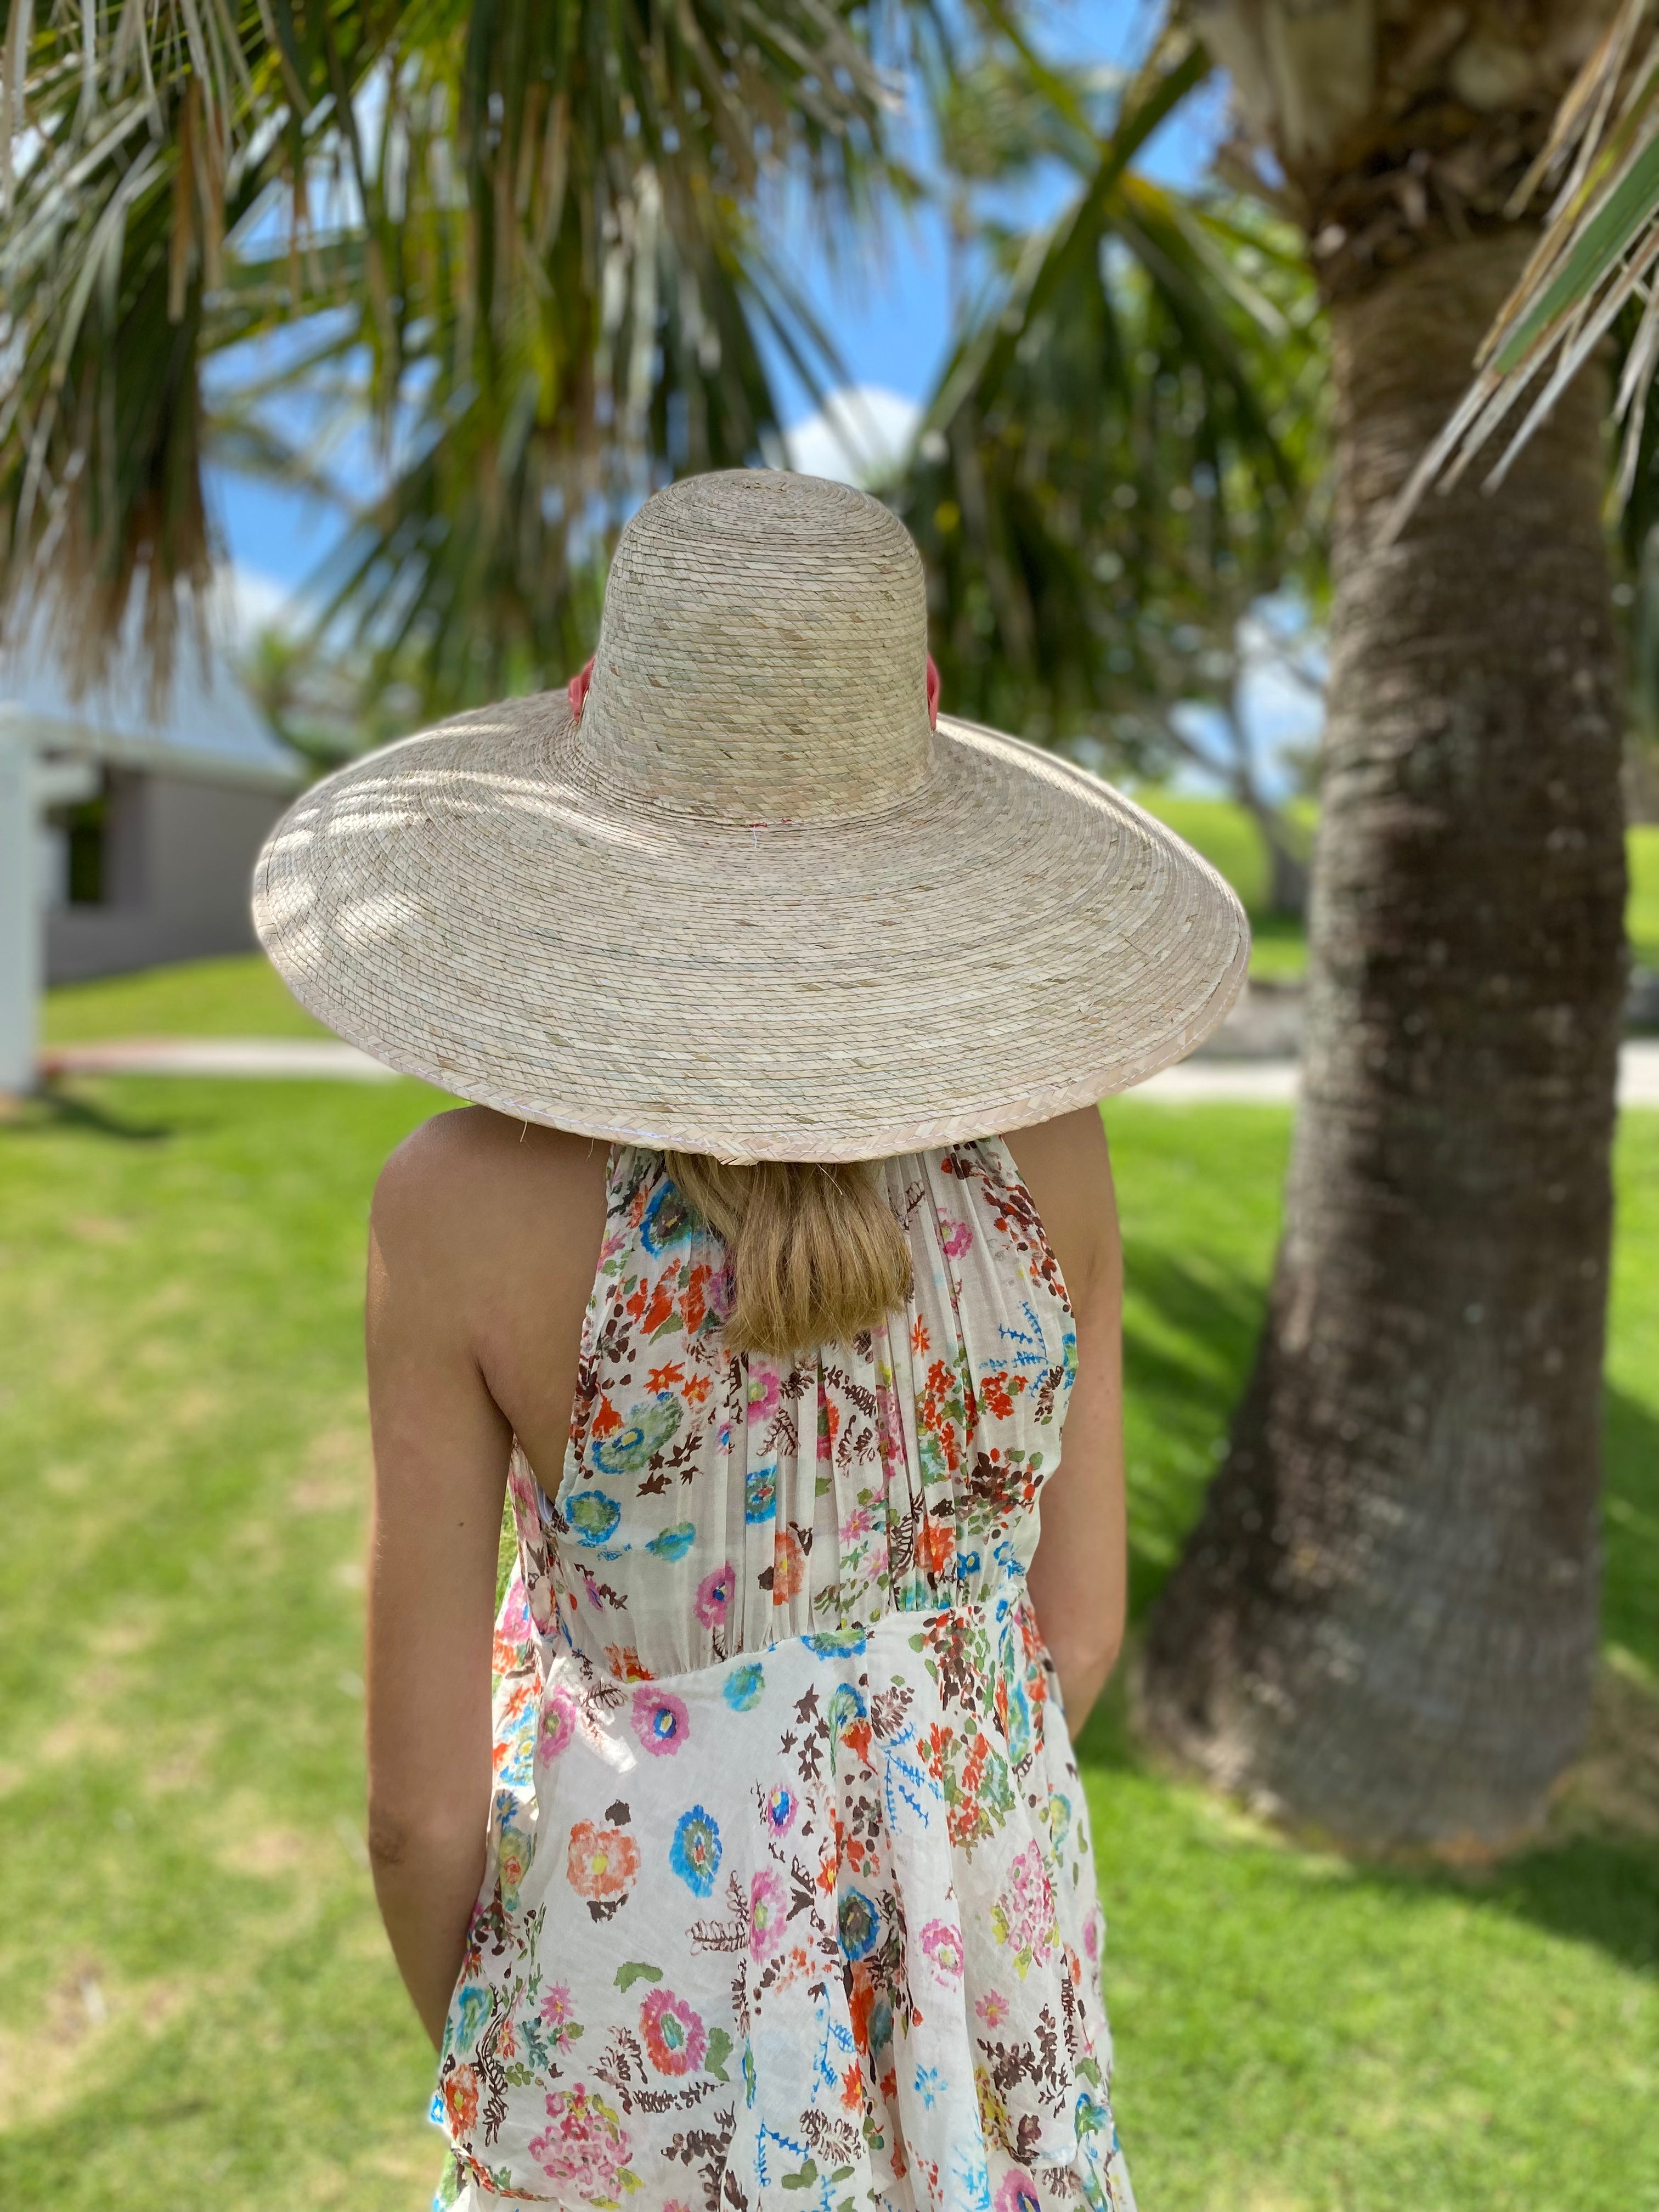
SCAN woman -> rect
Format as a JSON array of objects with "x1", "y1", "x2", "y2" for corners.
[{"x1": 255, "y1": 469, "x2": 1245, "y2": 2212}]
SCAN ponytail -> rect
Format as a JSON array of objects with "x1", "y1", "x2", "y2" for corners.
[{"x1": 663, "y1": 1155, "x2": 911, "y2": 1359}]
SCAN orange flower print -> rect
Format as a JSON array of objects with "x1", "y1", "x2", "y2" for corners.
[
  {"x1": 566, "y1": 1821, "x2": 640, "y2": 1919},
  {"x1": 642, "y1": 1280, "x2": 677, "y2": 1334},
  {"x1": 442, "y1": 2064, "x2": 479, "y2": 2134},
  {"x1": 916, "y1": 1514, "x2": 956, "y2": 1578},
  {"x1": 771, "y1": 1526, "x2": 806, "y2": 1606},
  {"x1": 681, "y1": 1262, "x2": 714, "y2": 1335},
  {"x1": 646, "y1": 1361, "x2": 686, "y2": 1392},
  {"x1": 980, "y1": 1372, "x2": 1015, "y2": 1421},
  {"x1": 590, "y1": 1395, "x2": 623, "y2": 1439},
  {"x1": 682, "y1": 1372, "x2": 712, "y2": 1406},
  {"x1": 603, "y1": 1644, "x2": 653, "y2": 1682}
]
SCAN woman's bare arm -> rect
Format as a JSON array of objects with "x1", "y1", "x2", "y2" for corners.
[
  {"x1": 1003, "y1": 1107, "x2": 1126, "y2": 1736},
  {"x1": 363, "y1": 1109, "x2": 609, "y2": 2046},
  {"x1": 364, "y1": 1124, "x2": 515, "y2": 2047}
]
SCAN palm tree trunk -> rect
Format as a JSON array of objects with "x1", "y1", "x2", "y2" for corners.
[{"x1": 1138, "y1": 233, "x2": 1628, "y2": 1854}]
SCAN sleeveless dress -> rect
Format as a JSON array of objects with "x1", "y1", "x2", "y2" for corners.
[{"x1": 432, "y1": 1140, "x2": 1136, "y2": 2212}]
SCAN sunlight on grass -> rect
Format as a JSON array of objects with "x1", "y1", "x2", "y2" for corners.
[{"x1": 1, "y1": 1085, "x2": 1654, "y2": 2207}]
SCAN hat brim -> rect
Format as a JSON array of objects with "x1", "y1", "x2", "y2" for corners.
[{"x1": 252, "y1": 695, "x2": 1248, "y2": 1161}]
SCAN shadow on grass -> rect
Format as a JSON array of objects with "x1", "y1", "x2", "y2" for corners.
[
  {"x1": 1, "y1": 1080, "x2": 174, "y2": 1144},
  {"x1": 1120, "y1": 1241, "x2": 1267, "y2": 1620},
  {"x1": 1483, "y1": 1828, "x2": 1659, "y2": 1972}
]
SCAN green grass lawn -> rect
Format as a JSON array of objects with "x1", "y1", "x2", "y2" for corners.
[
  {"x1": 42, "y1": 952, "x2": 327, "y2": 1042},
  {"x1": 1632, "y1": 822, "x2": 1659, "y2": 973},
  {"x1": 2, "y1": 1080, "x2": 1654, "y2": 2208}
]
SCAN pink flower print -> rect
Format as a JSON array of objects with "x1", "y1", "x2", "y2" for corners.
[
  {"x1": 639, "y1": 1986, "x2": 708, "y2": 2076},
  {"x1": 919, "y1": 1917, "x2": 965, "y2": 1984},
  {"x1": 995, "y1": 2175, "x2": 1043, "y2": 2212},
  {"x1": 633, "y1": 1685, "x2": 690, "y2": 1756},
  {"x1": 838, "y1": 1503, "x2": 876, "y2": 1547},
  {"x1": 1082, "y1": 1901, "x2": 1104, "y2": 1966},
  {"x1": 989, "y1": 1841, "x2": 1058, "y2": 1977},
  {"x1": 975, "y1": 1989, "x2": 1009, "y2": 2028},
  {"x1": 527, "y1": 2083, "x2": 634, "y2": 2198},
  {"x1": 746, "y1": 1366, "x2": 780, "y2": 1424},
  {"x1": 537, "y1": 1679, "x2": 577, "y2": 1763},
  {"x1": 749, "y1": 1866, "x2": 789, "y2": 1961},
  {"x1": 539, "y1": 1982, "x2": 576, "y2": 2040},
  {"x1": 939, "y1": 1216, "x2": 974, "y2": 1259},
  {"x1": 695, "y1": 1563, "x2": 734, "y2": 1629}
]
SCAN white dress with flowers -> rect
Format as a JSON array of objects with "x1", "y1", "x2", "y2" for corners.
[{"x1": 432, "y1": 1140, "x2": 1136, "y2": 2212}]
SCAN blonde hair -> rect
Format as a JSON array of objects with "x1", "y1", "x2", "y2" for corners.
[{"x1": 663, "y1": 1154, "x2": 912, "y2": 1359}]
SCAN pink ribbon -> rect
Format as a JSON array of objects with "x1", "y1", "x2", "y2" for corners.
[{"x1": 568, "y1": 651, "x2": 941, "y2": 727}]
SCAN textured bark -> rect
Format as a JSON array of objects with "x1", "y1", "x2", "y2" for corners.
[{"x1": 1139, "y1": 234, "x2": 1628, "y2": 1854}]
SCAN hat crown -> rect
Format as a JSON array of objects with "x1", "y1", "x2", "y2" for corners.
[{"x1": 579, "y1": 471, "x2": 932, "y2": 819}]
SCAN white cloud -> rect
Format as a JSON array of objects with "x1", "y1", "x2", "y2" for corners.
[
  {"x1": 783, "y1": 385, "x2": 922, "y2": 487},
  {"x1": 208, "y1": 562, "x2": 307, "y2": 647}
]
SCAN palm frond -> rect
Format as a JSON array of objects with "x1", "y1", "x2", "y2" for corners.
[
  {"x1": 0, "y1": 0, "x2": 930, "y2": 706},
  {"x1": 889, "y1": 29, "x2": 1323, "y2": 760},
  {"x1": 1389, "y1": 0, "x2": 1659, "y2": 532}
]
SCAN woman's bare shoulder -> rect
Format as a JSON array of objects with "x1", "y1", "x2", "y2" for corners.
[
  {"x1": 371, "y1": 1106, "x2": 611, "y2": 1282},
  {"x1": 1000, "y1": 1108, "x2": 1117, "y2": 1307}
]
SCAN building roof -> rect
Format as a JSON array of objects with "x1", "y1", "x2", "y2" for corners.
[{"x1": 0, "y1": 596, "x2": 304, "y2": 793}]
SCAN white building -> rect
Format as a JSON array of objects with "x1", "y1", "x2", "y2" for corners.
[{"x1": 0, "y1": 607, "x2": 304, "y2": 1090}]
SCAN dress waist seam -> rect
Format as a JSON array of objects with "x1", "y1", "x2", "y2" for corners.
[{"x1": 544, "y1": 1566, "x2": 1031, "y2": 1693}]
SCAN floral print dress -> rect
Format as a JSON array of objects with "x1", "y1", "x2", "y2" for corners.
[{"x1": 432, "y1": 1140, "x2": 1136, "y2": 2212}]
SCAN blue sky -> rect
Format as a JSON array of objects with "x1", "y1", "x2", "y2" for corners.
[{"x1": 212, "y1": 0, "x2": 1216, "y2": 612}]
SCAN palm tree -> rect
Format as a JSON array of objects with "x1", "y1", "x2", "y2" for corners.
[
  {"x1": 0, "y1": 0, "x2": 912, "y2": 708},
  {"x1": 888, "y1": 33, "x2": 1325, "y2": 912},
  {"x1": 1135, "y1": 0, "x2": 1630, "y2": 1852}
]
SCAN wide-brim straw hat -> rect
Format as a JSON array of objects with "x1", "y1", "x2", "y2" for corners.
[{"x1": 253, "y1": 470, "x2": 1247, "y2": 1161}]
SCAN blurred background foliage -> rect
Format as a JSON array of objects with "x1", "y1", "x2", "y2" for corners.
[{"x1": 1, "y1": 1, "x2": 1333, "y2": 899}]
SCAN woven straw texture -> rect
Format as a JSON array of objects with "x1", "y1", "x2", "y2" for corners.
[{"x1": 253, "y1": 470, "x2": 1248, "y2": 1161}]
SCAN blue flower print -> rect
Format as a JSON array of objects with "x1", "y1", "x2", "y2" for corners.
[
  {"x1": 724, "y1": 1662, "x2": 765, "y2": 1712},
  {"x1": 1047, "y1": 1790, "x2": 1073, "y2": 1853},
  {"x1": 591, "y1": 1395, "x2": 681, "y2": 1476},
  {"x1": 763, "y1": 1783, "x2": 797, "y2": 1838},
  {"x1": 1005, "y1": 1672, "x2": 1033, "y2": 1767},
  {"x1": 647, "y1": 1521, "x2": 697, "y2": 1561},
  {"x1": 838, "y1": 1888, "x2": 879, "y2": 1961},
  {"x1": 913, "y1": 2064, "x2": 943, "y2": 2110},
  {"x1": 744, "y1": 1465, "x2": 777, "y2": 1523},
  {"x1": 565, "y1": 1489, "x2": 622, "y2": 1547},
  {"x1": 449, "y1": 1983, "x2": 489, "y2": 2057},
  {"x1": 639, "y1": 1178, "x2": 697, "y2": 1254},
  {"x1": 669, "y1": 1805, "x2": 722, "y2": 1897}
]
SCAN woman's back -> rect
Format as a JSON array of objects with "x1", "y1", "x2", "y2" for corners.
[{"x1": 392, "y1": 1131, "x2": 1132, "y2": 2212}]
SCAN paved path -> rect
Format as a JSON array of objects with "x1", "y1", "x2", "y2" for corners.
[
  {"x1": 36, "y1": 1036, "x2": 1659, "y2": 1106},
  {"x1": 40, "y1": 1037, "x2": 399, "y2": 1081}
]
